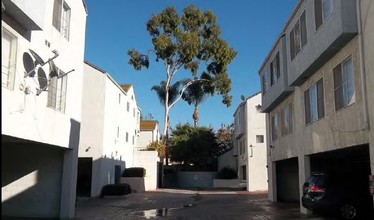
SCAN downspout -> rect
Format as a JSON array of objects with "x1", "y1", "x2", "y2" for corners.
[{"x1": 356, "y1": 0, "x2": 370, "y2": 130}]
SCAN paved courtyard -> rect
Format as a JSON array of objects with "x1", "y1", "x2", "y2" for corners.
[{"x1": 74, "y1": 189, "x2": 335, "y2": 220}]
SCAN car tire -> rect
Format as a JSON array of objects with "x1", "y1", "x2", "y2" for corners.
[{"x1": 339, "y1": 202, "x2": 358, "y2": 220}]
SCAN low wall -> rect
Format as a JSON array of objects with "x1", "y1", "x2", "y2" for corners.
[
  {"x1": 213, "y1": 179, "x2": 240, "y2": 188},
  {"x1": 177, "y1": 172, "x2": 217, "y2": 188},
  {"x1": 121, "y1": 177, "x2": 145, "y2": 192}
]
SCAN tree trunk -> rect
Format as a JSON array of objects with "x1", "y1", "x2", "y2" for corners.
[{"x1": 193, "y1": 105, "x2": 199, "y2": 127}]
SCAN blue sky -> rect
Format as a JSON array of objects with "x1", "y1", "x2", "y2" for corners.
[{"x1": 84, "y1": 0, "x2": 297, "y2": 131}]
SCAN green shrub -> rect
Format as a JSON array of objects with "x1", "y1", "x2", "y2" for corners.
[
  {"x1": 99, "y1": 183, "x2": 131, "y2": 198},
  {"x1": 216, "y1": 166, "x2": 237, "y2": 179},
  {"x1": 122, "y1": 167, "x2": 146, "y2": 177}
]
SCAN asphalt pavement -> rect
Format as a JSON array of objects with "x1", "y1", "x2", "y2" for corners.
[{"x1": 74, "y1": 189, "x2": 336, "y2": 220}]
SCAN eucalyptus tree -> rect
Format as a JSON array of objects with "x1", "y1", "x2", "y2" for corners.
[{"x1": 128, "y1": 4, "x2": 237, "y2": 142}]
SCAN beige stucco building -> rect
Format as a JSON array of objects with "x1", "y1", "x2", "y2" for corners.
[
  {"x1": 258, "y1": 0, "x2": 374, "y2": 213},
  {"x1": 2, "y1": 0, "x2": 87, "y2": 218}
]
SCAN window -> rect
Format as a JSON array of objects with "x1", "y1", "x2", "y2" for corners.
[
  {"x1": 270, "y1": 53, "x2": 280, "y2": 86},
  {"x1": 262, "y1": 70, "x2": 269, "y2": 94},
  {"x1": 271, "y1": 113, "x2": 278, "y2": 141},
  {"x1": 119, "y1": 93, "x2": 121, "y2": 104},
  {"x1": 133, "y1": 108, "x2": 135, "y2": 117},
  {"x1": 52, "y1": 0, "x2": 71, "y2": 40},
  {"x1": 281, "y1": 103, "x2": 293, "y2": 135},
  {"x1": 127, "y1": 102, "x2": 130, "y2": 112},
  {"x1": 47, "y1": 71, "x2": 67, "y2": 112},
  {"x1": 132, "y1": 135, "x2": 135, "y2": 145},
  {"x1": 334, "y1": 56, "x2": 355, "y2": 110},
  {"x1": 256, "y1": 135, "x2": 264, "y2": 143},
  {"x1": 2, "y1": 28, "x2": 17, "y2": 90},
  {"x1": 116, "y1": 127, "x2": 120, "y2": 138},
  {"x1": 126, "y1": 132, "x2": 129, "y2": 142},
  {"x1": 315, "y1": 0, "x2": 333, "y2": 30},
  {"x1": 241, "y1": 166, "x2": 247, "y2": 181},
  {"x1": 305, "y1": 79, "x2": 324, "y2": 124},
  {"x1": 290, "y1": 11, "x2": 307, "y2": 60}
]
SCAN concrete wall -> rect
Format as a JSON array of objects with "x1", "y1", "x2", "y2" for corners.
[
  {"x1": 360, "y1": 0, "x2": 374, "y2": 189},
  {"x1": 2, "y1": 143, "x2": 63, "y2": 218},
  {"x1": 245, "y1": 94, "x2": 268, "y2": 191},
  {"x1": 217, "y1": 149, "x2": 237, "y2": 172},
  {"x1": 133, "y1": 151, "x2": 159, "y2": 191},
  {"x1": 286, "y1": 0, "x2": 358, "y2": 86},
  {"x1": 138, "y1": 130, "x2": 154, "y2": 149},
  {"x1": 259, "y1": 35, "x2": 294, "y2": 112},
  {"x1": 177, "y1": 172, "x2": 217, "y2": 188},
  {"x1": 269, "y1": 37, "x2": 367, "y2": 162}
]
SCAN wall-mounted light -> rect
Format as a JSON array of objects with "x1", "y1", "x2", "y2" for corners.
[
  {"x1": 85, "y1": 146, "x2": 91, "y2": 152},
  {"x1": 267, "y1": 145, "x2": 274, "y2": 156}
]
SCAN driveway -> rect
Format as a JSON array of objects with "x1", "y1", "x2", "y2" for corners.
[{"x1": 74, "y1": 189, "x2": 335, "y2": 220}]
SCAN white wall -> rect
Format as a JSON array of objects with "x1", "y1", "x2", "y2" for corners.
[
  {"x1": 245, "y1": 93, "x2": 268, "y2": 191},
  {"x1": 1, "y1": 0, "x2": 87, "y2": 218},
  {"x1": 80, "y1": 62, "x2": 140, "y2": 196}
]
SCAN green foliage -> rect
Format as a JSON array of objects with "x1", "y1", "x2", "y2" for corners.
[
  {"x1": 216, "y1": 166, "x2": 237, "y2": 179},
  {"x1": 100, "y1": 183, "x2": 131, "y2": 198},
  {"x1": 127, "y1": 4, "x2": 237, "y2": 107},
  {"x1": 216, "y1": 123, "x2": 234, "y2": 155},
  {"x1": 169, "y1": 123, "x2": 219, "y2": 171},
  {"x1": 151, "y1": 81, "x2": 182, "y2": 106},
  {"x1": 145, "y1": 141, "x2": 166, "y2": 157},
  {"x1": 122, "y1": 167, "x2": 146, "y2": 177}
]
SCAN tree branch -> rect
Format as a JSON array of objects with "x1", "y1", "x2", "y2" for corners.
[{"x1": 169, "y1": 79, "x2": 209, "y2": 109}]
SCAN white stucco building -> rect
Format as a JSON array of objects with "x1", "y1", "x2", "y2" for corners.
[
  {"x1": 137, "y1": 120, "x2": 160, "y2": 150},
  {"x1": 1, "y1": 0, "x2": 87, "y2": 218},
  {"x1": 78, "y1": 61, "x2": 140, "y2": 197},
  {"x1": 233, "y1": 92, "x2": 268, "y2": 191}
]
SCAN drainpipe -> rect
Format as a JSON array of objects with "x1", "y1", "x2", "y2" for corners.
[{"x1": 356, "y1": 0, "x2": 370, "y2": 130}]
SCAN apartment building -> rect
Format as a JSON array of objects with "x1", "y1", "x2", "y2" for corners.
[
  {"x1": 1, "y1": 0, "x2": 87, "y2": 218},
  {"x1": 137, "y1": 120, "x2": 160, "y2": 150},
  {"x1": 78, "y1": 61, "x2": 140, "y2": 197},
  {"x1": 233, "y1": 92, "x2": 268, "y2": 191},
  {"x1": 258, "y1": 0, "x2": 373, "y2": 213}
]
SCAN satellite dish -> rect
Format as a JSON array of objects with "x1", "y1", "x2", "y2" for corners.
[
  {"x1": 29, "y1": 49, "x2": 45, "y2": 66},
  {"x1": 23, "y1": 52, "x2": 36, "y2": 77},
  {"x1": 36, "y1": 68, "x2": 48, "y2": 95},
  {"x1": 240, "y1": 95, "x2": 246, "y2": 101},
  {"x1": 49, "y1": 60, "x2": 59, "y2": 78}
]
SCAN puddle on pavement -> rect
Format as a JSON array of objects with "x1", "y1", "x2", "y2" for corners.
[{"x1": 132, "y1": 203, "x2": 196, "y2": 219}]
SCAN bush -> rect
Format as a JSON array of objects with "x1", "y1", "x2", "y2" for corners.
[
  {"x1": 122, "y1": 167, "x2": 146, "y2": 177},
  {"x1": 216, "y1": 167, "x2": 237, "y2": 179},
  {"x1": 100, "y1": 183, "x2": 131, "y2": 198}
]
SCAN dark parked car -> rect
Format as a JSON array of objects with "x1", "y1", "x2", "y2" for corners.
[{"x1": 302, "y1": 172, "x2": 373, "y2": 220}]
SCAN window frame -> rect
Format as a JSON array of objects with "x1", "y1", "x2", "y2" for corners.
[
  {"x1": 52, "y1": 0, "x2": 71, "y2": 40},
  {"x1": 281, "y1": 103, "x2": 293, "y2": 136},
  {"x1": 305, "y1": 79, "x2": 324, "y2": 125},
  {"x1": 315, "y1": 0, "x2": 333, "y2": 30},
  {"x1": 47, "y1": 70, "x2": 68, "y2": 113},
  {"x1": 2, "y1": 28, "x2": 17, "y2": 90},
  {"x1": 271, "y1": 112, "x2": 278, "y2": 141},
  {"x1": 333, "y1": 56, "x2": 355, "y2": 111},
  {"x1": 256, "y1": 135, "x2": 264, "y2": 143},
  {"x1": 290, "y1": 11, "x2": 307, "y2": 61},
  {"x1": 270, "y1": 52, "x2": 280, "y2": 86}
]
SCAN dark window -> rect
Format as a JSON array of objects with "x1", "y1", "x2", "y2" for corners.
[
  {"x1": 334, "y1": 56, "x2": 355, "y2": 110},
  {"x1": 270, "y1": 52, "x2": 280, "y2": 86},
  {"x1": 290, "y1": 11, "x2": 307, "y2": 60},
  {"x1": 305, "y1": 79, "x2": 324, "y2": 124}
]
